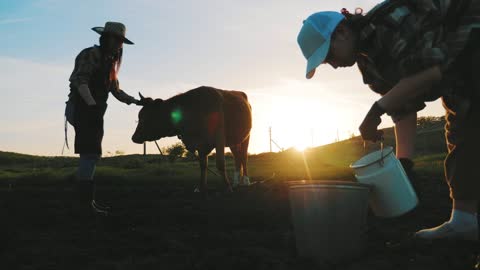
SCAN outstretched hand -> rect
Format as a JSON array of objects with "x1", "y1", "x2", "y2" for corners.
[{"x1": 359, "y1": 102, "x2": 386, "y2": 142}]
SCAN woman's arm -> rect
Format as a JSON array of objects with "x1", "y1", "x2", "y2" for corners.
[
  {"x1": 70, "y1": 48, "x2": 100, "y2": 106},
  {"x1": 377, "y1": 66, "x2": 442, "y2": 112},
  {"x1": 110, "y1": 80, "x2": 138, "y2": 105},
  {"x1": 78, "y1": 84, "x2": 96, "y2": 106},
  {"x1": 359, "y1": 66, "x2": 442, "y2": 142},
  {"x1": 111, "y1": 88, "x2": 137, "y2": 105}
]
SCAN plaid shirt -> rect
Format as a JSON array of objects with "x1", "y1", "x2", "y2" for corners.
[
  {"x1": 357, "y1": 0, "x2": 480, "y2": 121},
  {"x1": 69, "y1": 46, "x2": 136, "y2": 105}
]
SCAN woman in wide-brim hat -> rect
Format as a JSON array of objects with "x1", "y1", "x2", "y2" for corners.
[
  {"x1": 297, "y1": 1, "x2": 480, "y2": 241},
  {"x1": 66, "y1": 21, "x2": 145, "y2": 214}
]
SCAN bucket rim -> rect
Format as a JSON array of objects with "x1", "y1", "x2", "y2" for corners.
[
  {"x1": 287, "y1": 180, "x2": 371, "y2": 189},
  {"x1": 349, "y1": 146, "x2": 394, "y2": 169}
]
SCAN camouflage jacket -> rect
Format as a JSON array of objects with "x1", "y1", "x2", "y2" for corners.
[
  {"x1": 356, "y1": 0, "x2": 480, "y2": 121},
  {"x1": 69, "y1": 45, "x2": 136, "y2": 105}
]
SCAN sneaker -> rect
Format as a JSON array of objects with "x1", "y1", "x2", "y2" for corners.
[
  {"x1": 92, "y1": 200, "x2": 110, "y2": 215},
  {"x1": 415, "y1": 222, "x2": 478, "y2": 241}
]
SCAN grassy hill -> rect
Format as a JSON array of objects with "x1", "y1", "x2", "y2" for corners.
[{"x1": 0, "y1": 117, "x2": 448, "y2": 184}]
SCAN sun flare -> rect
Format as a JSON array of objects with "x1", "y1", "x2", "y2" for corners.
[
  {"x1": 294, "y1": 143, "x2": 309, "y2": 152},
  {"x1": 263, "y1": 97, "x2": 340, "y2": 151}
]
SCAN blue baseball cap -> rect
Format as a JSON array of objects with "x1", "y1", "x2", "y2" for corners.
[{"x1": 297, "y1": 11, "x2": 345, "y2": 79}]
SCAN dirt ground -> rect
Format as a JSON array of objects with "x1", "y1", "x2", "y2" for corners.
[{"x1": 0, "y1": 173, "x2": 478, "y2": 270}]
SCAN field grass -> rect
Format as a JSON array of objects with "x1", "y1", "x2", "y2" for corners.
[
  {"x1": 0, "y1": 126, "x2": 447, "y2": 184},
  {"x1": 0, "y1": 127, "x2": 478, "y2": 269}
]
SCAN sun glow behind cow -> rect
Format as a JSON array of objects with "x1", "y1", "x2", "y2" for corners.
[{"x1": 247, "y1": 81, "x2": 364, "y2": 153}]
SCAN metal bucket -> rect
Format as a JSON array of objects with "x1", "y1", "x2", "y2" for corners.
[
  {"x1": 288, "y1": 180, "x2": 371, "y2": 264},
  {"x1": 350, "y1": 146, "x2": 418, "y2": 217}
]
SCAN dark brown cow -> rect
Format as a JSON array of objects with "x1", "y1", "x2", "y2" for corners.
[{"x1": 132, "y1": 86, "x2": 252, "y2": 193}]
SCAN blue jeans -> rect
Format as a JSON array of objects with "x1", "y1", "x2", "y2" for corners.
[{"x1": 77, "y1": 154, "x2": 100, "y2": 180}]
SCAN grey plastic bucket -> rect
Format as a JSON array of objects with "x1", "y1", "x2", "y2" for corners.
[{"x1": 288, "y1": 180, "x2": 371, "y2": 264}]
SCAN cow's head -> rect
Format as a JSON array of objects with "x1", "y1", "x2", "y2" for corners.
[{"x1": 131, "y1": 93, "x2": 177, "y2": 144}]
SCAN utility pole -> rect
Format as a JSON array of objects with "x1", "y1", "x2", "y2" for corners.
[
  {"x1": 143, "y1": 142, "x2": 146, "y2": 156},
  {"x1": 311, "y1": 128, "x2": 314, "y2": 147},
  {"x1": 269, "y1": 127, "x2": 272, "y2": 152}
]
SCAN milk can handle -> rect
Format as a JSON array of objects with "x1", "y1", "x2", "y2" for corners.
[
  {"x1": 363, "y1": 136, "x2": 385, "y2": 166},
  {"x1": 379, "y1": 137, "x2": 385, "y2": 166}
]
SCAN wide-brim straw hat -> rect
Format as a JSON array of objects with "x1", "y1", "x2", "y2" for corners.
[{"x1": 92, "y1": 21, "x2": 134, "y2": 45}]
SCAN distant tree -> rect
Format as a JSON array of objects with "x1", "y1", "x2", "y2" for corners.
[
  {"x1": 115, "y1": 150, "x2": 125, "y2": 156},
  {"x1": 417, "y1": 116, "x2": 445, "y2": 130},
  {"x1": 348, "y1": 130, "x2": 356, "y2": 140},
  {"x1": 166, "y1": 143, "x2": 186, "y2": 163}
]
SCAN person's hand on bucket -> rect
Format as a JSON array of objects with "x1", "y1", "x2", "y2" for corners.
[{"x1": 359, "y1": 102, "x2": 386, "y2": 142}]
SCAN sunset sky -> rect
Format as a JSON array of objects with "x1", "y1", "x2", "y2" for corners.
[{"x1": 0, "y1": 0, "x2": 444, "y2": 156}]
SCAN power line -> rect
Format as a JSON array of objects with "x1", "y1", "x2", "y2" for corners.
[{"x1": 269, "y1": 127, "x2": 284, "y2": 152}]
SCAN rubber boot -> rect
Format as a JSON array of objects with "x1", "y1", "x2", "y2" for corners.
[{"x1": 72, "y1": 180, "x2": 95, "y2": 218}]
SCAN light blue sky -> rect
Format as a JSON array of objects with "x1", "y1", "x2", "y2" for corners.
[{"x1": 0, "y1": 0, "x2": 444, "y2": 156}]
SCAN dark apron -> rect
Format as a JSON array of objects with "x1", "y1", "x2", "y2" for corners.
[
  {"x1": 73, "y1": 101, "x2": 108, "y2": 155},
  {"x1": 71, "y1": 60, "x2": 113, "y2": 155}
]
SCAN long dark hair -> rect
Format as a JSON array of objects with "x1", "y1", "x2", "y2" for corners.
[{"x1": 99, "y1": 34, "x2": 123, "y2": 83}]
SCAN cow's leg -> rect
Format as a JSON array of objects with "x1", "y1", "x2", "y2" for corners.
[
  {"x1": 215, "y1": 115, "x2": 232, "y2": 192},
  {"x1": 230, "y1": 144, "x2": 242, "y2": 187},
  {"x1": 240, "y1": 135, "x2": 250, "y2": 185},
  {"x1": 198, "y1": 150, "x2": 208, "y2": 195}
]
